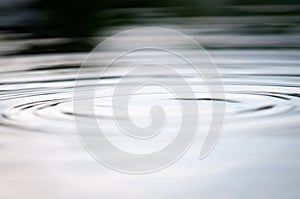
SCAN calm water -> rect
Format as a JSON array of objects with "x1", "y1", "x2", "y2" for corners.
[{"x1": 0, "y1": 17, "x2": 300, "y2": 199}]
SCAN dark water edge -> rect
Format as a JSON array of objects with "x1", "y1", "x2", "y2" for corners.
[
  {"x1": 1, "y1": 2, "x2": 300, "y2": 55},
  {"x1": 1, "y1": 14, "x2": 300, "y2": 56}
]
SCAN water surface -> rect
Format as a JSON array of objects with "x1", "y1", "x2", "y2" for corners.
[{"x1": 0, "y1": 17, "x2": 300, "y2": 199}]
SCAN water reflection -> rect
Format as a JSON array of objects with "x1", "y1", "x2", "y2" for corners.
[
  {"x1": 0, "y1": 47, "x2": 299, "y2": 198},
  {"x1": 0, "y1": 1, "x2": 300, "y2": 199}
]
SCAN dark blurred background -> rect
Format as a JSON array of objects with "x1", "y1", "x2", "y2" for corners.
[{"x1": 0, "y1": 0, "x2": 299, "y2": 54}]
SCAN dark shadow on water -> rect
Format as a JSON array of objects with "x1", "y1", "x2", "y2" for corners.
[{"x1": 0, "y1": 0, "x2": 300, "y2": 55}]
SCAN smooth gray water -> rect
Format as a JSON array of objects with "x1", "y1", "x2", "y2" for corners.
[{"x1": 0, "y1": 17, "x2": 300, "y2": 198}]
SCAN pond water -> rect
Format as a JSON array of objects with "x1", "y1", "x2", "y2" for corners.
[{"x1": 0, "y1": 16, "x2": 299, "y2": 199}]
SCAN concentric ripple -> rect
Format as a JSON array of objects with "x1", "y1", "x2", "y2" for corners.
[{"x1": 0, "y1": 50, "x2": 299, "y2": 136}]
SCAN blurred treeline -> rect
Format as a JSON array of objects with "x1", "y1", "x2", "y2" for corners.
[{"x1": 0, "y1": 0, "x2": 299, "y2": 54}]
